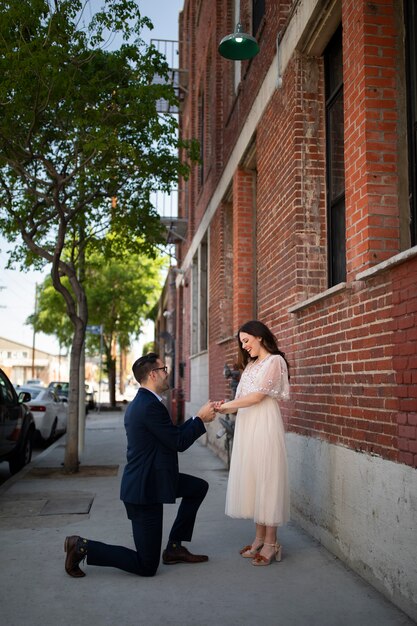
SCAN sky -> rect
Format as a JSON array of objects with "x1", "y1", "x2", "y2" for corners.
[{"x1": 0, "y1": 0, "x2": 184, "y2": 355}]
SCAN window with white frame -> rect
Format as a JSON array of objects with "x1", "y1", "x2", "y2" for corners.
[{"x1": 191, "y1": 237, "x2": 208, "y2": 354}]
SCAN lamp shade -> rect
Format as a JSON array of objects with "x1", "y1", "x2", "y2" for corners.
[{"x1": 218, "y1": 23, "x2": 259, "y2": 61}]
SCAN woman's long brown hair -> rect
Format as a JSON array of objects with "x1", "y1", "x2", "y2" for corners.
[{"x1": 236, "y1": 320, "x2": 290, "y2": 373}]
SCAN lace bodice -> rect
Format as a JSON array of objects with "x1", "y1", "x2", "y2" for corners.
[{"x1": 235, "y1": 354, "x2": 289, "y2": 400}]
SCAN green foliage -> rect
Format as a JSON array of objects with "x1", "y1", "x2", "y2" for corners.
[
  {"x1": 28, "y1": 245, "x2": 166, "y2": 352},
  {"x1": 0, "y1": 1, "x2": 193, "y2": 467},
  {"x1": 141, "y1": 340, "x2": 155, "y2": 355},
  {"x1": 86, "y1": 245, "x2": 166, "y2": 350},
  {"x1": 0, "y1": 0, "x2": 192, "y2": 268}
]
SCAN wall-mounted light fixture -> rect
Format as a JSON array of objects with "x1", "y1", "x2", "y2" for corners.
[{"x1": 218, "y1": 22, "x2": 259, "y2": 61}]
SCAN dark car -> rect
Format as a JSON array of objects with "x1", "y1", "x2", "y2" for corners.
[
  {"x1": 48, "y1": 381, "x2": 96, "y2": 411},
  {"x1": 48, "y1": 381, "x2": 69, "y2": 398},
  {"x1": 0, "y1": 368, "x2": 36, "y2": 474}
]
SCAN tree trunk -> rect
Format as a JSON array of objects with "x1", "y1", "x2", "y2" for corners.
[
  {"x1": 21, "y1": 224, "x2": 88, "y2": 472},
  {"x1": 64, "y1": 323, "x2": 84, "y2": 472},
  {"x1": 108, "y1": 357, "x2": 117, "y2": 407},
  {"x1": 119, "y1": 346, "x2": 127, "y2": 395},
  {"x1": 61, "y1": 259, "x2": 88, "y2": 472}
]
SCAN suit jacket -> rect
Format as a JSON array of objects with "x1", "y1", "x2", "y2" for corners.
[{"x1": 120, "y1": 387, "x2": 206, "y2": 505}]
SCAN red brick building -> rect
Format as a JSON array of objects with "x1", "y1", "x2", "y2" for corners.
[{"x1": 156, "y1": 0, "x2": 417, "y2": 618}]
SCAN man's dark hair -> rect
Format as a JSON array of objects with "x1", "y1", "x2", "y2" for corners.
[{"x1": 132, "y1": 353, "x2": 159, "y2": 383}]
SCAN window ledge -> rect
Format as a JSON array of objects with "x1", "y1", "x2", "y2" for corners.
[
  {"x1": 216, "y1": 335, "x2": 235, "y2": 346},
  {"x1": 190, "y1": 349, "x2": 208, "y2": 360},
  {"x1": 355, "y1": 245, "x2": 417, "y2": 281},
  {"x1": 288, "y1": 246, "x2": 417, "y2": 315},
  {"x1": 288, "y1": 282, "x2": 348, "y2": 314}
]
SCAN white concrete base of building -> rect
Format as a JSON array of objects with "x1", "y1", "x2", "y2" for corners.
[
  {"x1": 185, "y1": 353, "x2": 230, "y2": 463},
  {"x1": 287, "y1": 432, "x2": 417, "y2": 622},
  {"x1": 186, "y1": 353, "x2": 209, "y2": 415}
]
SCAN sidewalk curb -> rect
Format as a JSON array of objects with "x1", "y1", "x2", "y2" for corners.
[{"x1": 0, "y1": 432, "x2": 65, "y2": 497}]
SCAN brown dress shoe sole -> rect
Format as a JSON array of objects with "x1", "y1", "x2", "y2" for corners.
[
  {"x1": 162, "y1": 550, "x2": 208, "y2": 564},
  {"x1": 64, "y1": 536, "x2": 86, "y2": 577}
]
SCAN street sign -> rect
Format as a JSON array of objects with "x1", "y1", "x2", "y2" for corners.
[{"x1": 86, "y1": 325, "x2": 102, "y2": 335}]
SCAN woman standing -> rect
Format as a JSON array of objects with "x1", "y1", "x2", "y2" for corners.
[{"x1": 215, "y1": 320, "x2": 290, "y2": 566}]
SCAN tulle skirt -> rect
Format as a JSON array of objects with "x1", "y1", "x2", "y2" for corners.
[{"x1": 225, "y1": 396, "x2": 290, "y2": 526}]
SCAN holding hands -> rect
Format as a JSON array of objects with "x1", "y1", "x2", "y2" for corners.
[
  {"x1": 213, "y1": 400, "x2": 227, "y2": 414},
  {"x1": 196, "y1": 400, "x2": 229, "y2": 422},
  {"x1": 196, "y1": 401, "x2": 217, "y2": 422}
]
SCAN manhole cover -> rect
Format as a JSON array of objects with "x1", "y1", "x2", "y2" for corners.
[{"x1": 40, "y1": 496, "x2": 94, "y2": 515}]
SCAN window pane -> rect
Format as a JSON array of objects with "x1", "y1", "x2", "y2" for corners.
[
  {"x1": 252, "y1": 0, "x2": 265, "y2": 36},
  {"x1": 328, "y1": 92, "x2": 345, "y2": 202},
  {"x1": 329, "y1": 198, "x2": 346, "y2": 285},
  {"x1": 325, "y1": 25, "x2": 346, "y2": 286},
  {"x1": 404, "y1": 0, "x2": 417, "y2": 245},
  {"x1": 325, "y1": 29, "x2": 343, "y2": 98},
  {"x1": 199, "y1": 240, "x2": 208, "y2": 351}
]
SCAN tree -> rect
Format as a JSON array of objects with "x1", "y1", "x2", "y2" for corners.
[
  {"x1": 0, "y1": 0, "x2": 196, "y2": 471},
  {"x1": 86, "y1": 248, "x2": 165, "y2": 405},
  {"x1": 30, "y1": 246, "x2": 166, "y2": 405}
]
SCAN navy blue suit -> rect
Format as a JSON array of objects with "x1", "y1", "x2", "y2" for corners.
[{"x1": 86, "y1": 388, "x2": 208, "y2": 576}]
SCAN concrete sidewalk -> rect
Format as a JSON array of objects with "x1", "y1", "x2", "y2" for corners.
[{"x1": 0, "y1": 410, "x2": 414, "y2": 626}]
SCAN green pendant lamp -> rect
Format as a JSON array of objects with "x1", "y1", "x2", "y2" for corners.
[{"x1": 218, "y1": 22, "x2": 259, "y2": 61}]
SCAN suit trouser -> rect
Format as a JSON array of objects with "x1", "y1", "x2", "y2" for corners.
[{"x1": 86, "y1": 473, "x2": 208, "y2": 576}]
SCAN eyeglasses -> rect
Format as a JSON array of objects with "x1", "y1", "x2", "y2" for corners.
[{"x1": 151, "y1": 366, "x2": 168, "y2": 374}]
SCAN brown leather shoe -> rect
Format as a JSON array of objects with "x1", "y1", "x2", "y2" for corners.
[
  {"x1": 162, "y1": 545, "x2": 208, "y2": 564},
  {"x1": 64, "y1": 535, "x2": 88, "y2": 577}
]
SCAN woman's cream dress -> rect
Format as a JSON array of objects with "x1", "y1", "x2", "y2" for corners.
[{"x1": 225, "y1": 354, "x2": 290, "y2": 526}]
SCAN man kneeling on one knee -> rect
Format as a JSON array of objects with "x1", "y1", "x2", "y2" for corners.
[{"x1": 64, "y1": 353, "x2": 216, "y2": 578}]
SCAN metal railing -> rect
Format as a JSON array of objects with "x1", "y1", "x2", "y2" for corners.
[{"x1": 150, "y1": 39, "x2": 187, "y2": 114}]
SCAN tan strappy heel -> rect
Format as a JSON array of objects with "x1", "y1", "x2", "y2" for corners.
[
  {"x1": 251, "y1": 542, "x2": 282, "y2": 566},
  {"x1": 239, "y1": 537, "x2": 264, "y2": 558}
]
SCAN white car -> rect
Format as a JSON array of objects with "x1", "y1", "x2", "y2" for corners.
[
  {"x1": 123, "y1": 382, "x2": 139, "y2": 402},
  {"x1": 15, "y1": 385, "x2": 68, "y2": 443}
]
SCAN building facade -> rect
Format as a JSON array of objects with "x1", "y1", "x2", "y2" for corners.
[
  {"x1": 155, "y1": 0, "x2": 417, "y2": 618},
  {"x1": 0, "y1": 336, "x2": 69, "y2": 385}
]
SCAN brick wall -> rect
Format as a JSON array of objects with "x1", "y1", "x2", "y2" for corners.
[
  {"x1": 174, "y1": 0, "x2": 417, "y2": 469},
  {"x1": 289, "y1": 278, "x2": 398, "y2": 461},
  {"x1": 343, "y1": 0, "x2": 400, "y2": 275},
  {"x1": 169, "y1": 0, "x2": 417, "y2": 615},
  {"x1": 392, "y1": 255, "x2": 417, "y2": 466},
  {"x1": 232, "y1": 168, "x2": 256, "y2": 329},
  {"x1": 180, "y1": 269, "x2": 192, "y2": 403},
  {"x1": 208, "y1": 204, "x2": 234, "y2": 401}
]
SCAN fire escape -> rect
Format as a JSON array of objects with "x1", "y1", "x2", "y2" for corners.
[{"x1": 151, "y1": 39, "x2": 188, "y2": 251}]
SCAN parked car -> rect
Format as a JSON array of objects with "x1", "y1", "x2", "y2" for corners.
[
  {"x1": 0, "y1": 368, "x2": 35, "y2": 474},
  {"x1": 15, "y1": 385, "x2": 68, "y2": 444},
  {"x1": 25, "y1": 378, "x2": 45, "y2": 387},
  {"x1": 48, "y1": 381, "x2": 69, "y2": 398},
  {"x1": 48, "y1": 381, "x2": 96, "y2": 411},
  {"x1": 123, "y1": 381, "x2": 139, "y2": 402}
]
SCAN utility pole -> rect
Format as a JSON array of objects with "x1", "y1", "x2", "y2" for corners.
[{"x1": 31, "y1": 283, "x2": 38, "y2": 377}]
